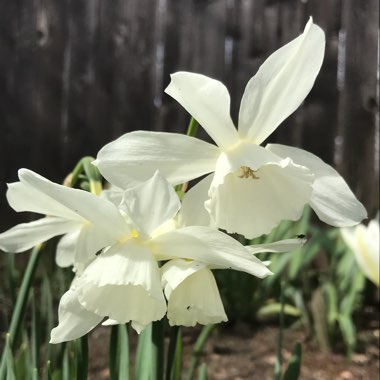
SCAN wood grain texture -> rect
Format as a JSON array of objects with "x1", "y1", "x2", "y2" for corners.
[{"x1": 0, "y1": 0, "x2": 378, "y2": 228}]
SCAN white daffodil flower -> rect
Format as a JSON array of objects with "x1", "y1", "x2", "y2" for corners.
[
  {"x1": 0, "y1": 169, "x2": 126, "y2": 270},
  {"x1": 50, "y1": 172, "x2": 272, "y2": 342},
  {"x1": 161, "y1": 259, "x2": 227, "y2": 327},
  {"x1": 95, "y1": 18, "x2": 366, "y2": 239},
  {"x1": 160, "y1": 236, "x2": 307, "y2": 327},
  {"x1": 341, "y1": 219, "x2": 379, "y2": 286}
]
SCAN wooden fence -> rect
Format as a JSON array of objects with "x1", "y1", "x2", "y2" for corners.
[{"x1": 0, "y1": 0, "x2": 378, "y2": 229}]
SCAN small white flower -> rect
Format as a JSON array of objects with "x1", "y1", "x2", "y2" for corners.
[
  {"x1": 94, "y1": 19, "x2": 366, "y2": 239},
  {"x1": 161, "y1": 259, "x2": 227, "y2": 327},
  {"x1": 341, "y1": 219, "x2": 379, "y2": 286},
  {"x1": 160, "y1": 236, "x2": 306, "y2": 327}
]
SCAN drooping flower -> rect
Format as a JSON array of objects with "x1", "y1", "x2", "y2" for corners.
[
  {"x1": 161, "y1": 259, "x2": 227, "y2": 326},
  {"x1": 341, "y1": 219, "x2": 379, "y2": 286},
  {"x1": 94, "y1": 18, "x2": 366, "y2": 239},
  {"x1": 0, "y1": 169, "x2": 126, "y2": 270},
  {"x1": 160, "y1": 234, "x2": 306, "y2": 327},
  {"x1": 50, "y1": 171, "x2": 272, "y2": 343}
]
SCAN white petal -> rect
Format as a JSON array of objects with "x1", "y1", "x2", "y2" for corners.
[
  {"x1": 341, "y1": 220, "x2": 379, "y2": 286},
  {"x1": 152, "y1": 226, "x2": 272, "y2": 278},
  {"x1": 18, "y1": 169, "x2": 127, "y2": 239},
  {"x1": 161, "y1": 260, "x2": 207, "y2": 299},
  {"x1": 162, "y1": 260, "x2": 227, "y2": 326},
  {"x1": 56, "y1": 229, "x2": 81, "y2": 268},
  {"x1": 247, "y1": 238, "x2": 306, "y2": 254},
  {"x1": 0, "y1": 217, "x2": 79, "y2": 253},
  {"x1": 50, "y1": 287, "x2": 103, "y2": 343},
  {"x1": 165, "y1": 72, "x2": 239, "y2": 150},
  {"x1": 131, "y1": 321, "x2": 150, "y2": 334},
  {"x1": 95, "y1": 131, "x2": 220, "y2": 187},
  {"x1": 103, "y1": 318, "x2": 149, "y2": 334},
  {"x1": 206, "y1": 157, "x2": 314, "y2": 238},
  {"x1": 177, "y1": 174, "x2": 215, "y2": 228},
  {"x1": 119, "y1": 172, "x2": 180, "y2": 237},
  {"x1": 266, "y1": 144, "x2": 367, "y2": 226},
  {"x1": 7, "y1": 181, "x2": 82, "y2": 221},
  {"x1": 74, "y1": 223, "x2": 119, "y2": 268},
  {"x1": 76, "y1": 242, "x2": 166, "y2": 325},
  {"x1": 210, "y1": 141, "x2": 284, "y2": 191},
  {"x1": 238, "y1": 18, "x2": 325, "y2": 144},
  {"x1": 102, "y1": 318, "x2": 119, "y2": 326},
  {"x1": 100, "y1": 186, "x2": 124, "y2": 207}
]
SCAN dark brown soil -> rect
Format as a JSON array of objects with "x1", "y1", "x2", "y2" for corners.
[{"x1": 88, "y1": 320, "x2": 379, "y2": 380}]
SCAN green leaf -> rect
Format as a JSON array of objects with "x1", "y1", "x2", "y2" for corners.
[
  {"x1": 262, "y1": 253, "x2": 292, "y2": 289},
  {"x1": 256, "y1": 303, "x2": 301, "y2": 318},
  {"x1": 186, "y1": 325, "x2": 215, "y2": 380},
  {"x1": 14, "y1": 335, "x2": 31, "y2": 380},
  {"x1": 40, "y1": 270, "x2": 54, "y2": 362},
  {"x1": 338, "y1": 315, "x2": 356, "y2": 357},
  {"x1": 75, "y1": 336, "x2": 88, "y2": 380},
  {"x1": 0, "y1": 246, "x2": 42, "y2": 380},
  {"x1": 4, "y1": 334, "x2": 15, "y2": 380},
  {"x1": 46, "y1": 360, "x2": 53, "y2": 380},
  {"x1": 82, "y1": 156, "x2": 102, "y2": 183},
  {"x1": 62, "y1": 348, "x2": 70, "y2": 380},
  {"x1": 323, "y1": 282, "x2": 338, "y2": 327},
  {"x1": 288, "y1": 236, "x2": 320, "y2": 281},
  {"x1": 283, "y1": 342, "x2": 302, "y2": 380},
  {"x1": 197, "y1": 363, "x2": 208, "y2": 380},
  {"x1": 30, "y1": 291, "x2": 40, "y2": 373},
  {"x1": 151, "y1": 320, "x2": 164, "y2": 380}
]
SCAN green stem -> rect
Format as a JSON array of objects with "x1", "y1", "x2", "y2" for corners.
[
  {"x1": 109, "y1": 324, "x2": 130, "y2": 380},
  {"x1": 166, "y1": 326, "x2": 182, "y2": 380},
  {"x1": 186, "y1": 117, "x2": 199, "y2": 137},
  {"x1": 0, "y1": 245, "x2": 43, "y2": 380},
  {"x1": 175, "y1": 117, "x2": 199, "y2": 193},
  {"x1": 151, "y1": 320, "x2": 164, "y2": 380},
  {"x1": 76, "y1": 335, "x2": 88, "y2": 380},
  {"x1": 109, "y1": 325, "x2": 119, "y2": 380},
  {"x1": 69, "y1": 156, "x2": 102, "y2": 194},
  {"x1": 186, "y1": 325, "x2": 215, "y2": 380},
  {"x1": 274, "y1": 278, "x2": 285, "y2": 380},
  {"x1": 70, "y1": 159, "x2": 86, "y2": 187}
]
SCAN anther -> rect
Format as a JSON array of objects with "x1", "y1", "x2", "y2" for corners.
[{"x1": 238, "y1": 166, "x2": 259, "y2": 179}]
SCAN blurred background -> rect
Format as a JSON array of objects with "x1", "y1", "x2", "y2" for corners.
[
  {"x1": 0, "y1": 1, "x2": 379, "y2": 379},
  {"x1": 0, "y1": 0, "x2": 378, "y2": 231}
]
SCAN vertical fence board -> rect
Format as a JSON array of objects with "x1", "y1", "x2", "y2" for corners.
[
  {"x1": 0, "y1": 0, "x2": 378, "y2": 228},
  {"x1": 337, "y1": 0, "x2": 379, "y2": 214}
]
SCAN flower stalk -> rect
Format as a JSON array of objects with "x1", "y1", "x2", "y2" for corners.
[{"x1": 0, "y1": 245, "x2": 43, "y2": 380}]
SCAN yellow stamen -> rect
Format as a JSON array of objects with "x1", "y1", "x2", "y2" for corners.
[
  {"x1": 238, "y1": 166, "x2": 259, "y2": 179},
  {"x1": 118, "y1": 229, "x2": 140, "y2": 244}
]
